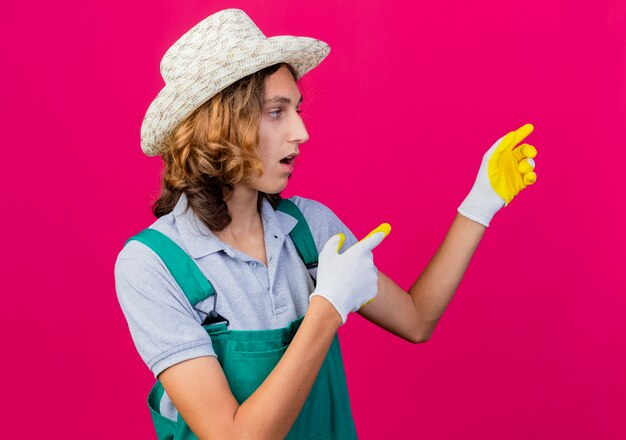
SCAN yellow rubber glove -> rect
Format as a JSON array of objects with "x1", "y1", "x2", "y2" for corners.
[
  {"x1": 309, "y1": 223, "x2": 391, "y2": 325},
  {"x1": 488, "y1": 124, "x2": 538, "y2": 204},
  {"x1": 458, "y1": 123, "x2": 538, "y2": 227}
]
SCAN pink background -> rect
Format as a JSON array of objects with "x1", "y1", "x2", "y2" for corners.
[{"x1": 3, "y1": 0, "x2": 625, "y2": 438}]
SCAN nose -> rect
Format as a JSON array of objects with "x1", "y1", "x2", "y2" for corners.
[{"x1": 289, "y1": 111, "x2": 309, "y2": 145}]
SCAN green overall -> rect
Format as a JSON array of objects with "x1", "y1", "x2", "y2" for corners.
[{"x1": 124, "y1": 199, "x2": 358, "y2": 439}]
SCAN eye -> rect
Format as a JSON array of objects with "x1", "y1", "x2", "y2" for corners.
[{"x1": 269, "y1": 109, "x2": 283, "y2": 118}]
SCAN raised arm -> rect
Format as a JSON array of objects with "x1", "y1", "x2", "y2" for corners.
[{"x1": 359, "y1": 124, "x2": 539, "y2": 342}]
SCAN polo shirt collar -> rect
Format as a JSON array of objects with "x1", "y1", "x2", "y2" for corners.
[{"x1": 172, "y1": 192, "x2": 298, "y2": 259}]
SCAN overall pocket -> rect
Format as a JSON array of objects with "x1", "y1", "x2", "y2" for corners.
[
  {"x1": 147, "y1": 381, "x2": 177, "y2": 440},
  {"x1": 232, "y1": 341, "x2": 333, "y2": 440},
  {"x1": 232, "y1": 342, "x2": 289, "y2": 404}
]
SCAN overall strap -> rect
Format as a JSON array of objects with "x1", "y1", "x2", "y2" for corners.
[
  {"x1": 276, "y1": 198, "x2": 318, "y2": 268},
  {"x1": 124, "y1": 229, "x2": 215, "y2": 305}
]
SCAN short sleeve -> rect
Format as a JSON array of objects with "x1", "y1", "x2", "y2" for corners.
[
  {"x1": 114, "y1": 241, "x2": 216, "y2": 378},
  {"x1": 289, "y1": 195, "x2": 359, "y2": 254}
]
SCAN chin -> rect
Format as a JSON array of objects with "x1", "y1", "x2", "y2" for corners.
[{"x1": 255, "y1": 173, "x2": 292, "y2": 195}]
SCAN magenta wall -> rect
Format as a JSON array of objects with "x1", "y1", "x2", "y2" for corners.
[{"x1": 3, "y1": 0, "x2": 625, "y2": 438}]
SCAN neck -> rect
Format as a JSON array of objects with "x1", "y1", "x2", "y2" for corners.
[{"x1": 220, "y1": 185, "x2": 263, "y2": 238}]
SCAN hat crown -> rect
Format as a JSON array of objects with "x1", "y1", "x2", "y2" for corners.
[{"x1": 160, "y1": 9, "x2": 266, "y2": 83}]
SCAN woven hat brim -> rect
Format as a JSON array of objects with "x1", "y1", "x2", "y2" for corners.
[{"x1": 140, "y1": 36, "x2": 330, "y2": 157}]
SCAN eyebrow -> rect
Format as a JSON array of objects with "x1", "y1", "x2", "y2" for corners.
[{"x1": 263, "y1": 95, "x2": 303, "y2": 105}]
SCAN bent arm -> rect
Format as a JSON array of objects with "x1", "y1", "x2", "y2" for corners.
[
  {"x1": 159, "y1": 296, "x2": 341, "y2": 440},
  {"x1": 359, "y1": 213, "x2": 485, "y2": 342}
]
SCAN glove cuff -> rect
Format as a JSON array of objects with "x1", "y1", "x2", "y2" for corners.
[
  {"x1": 309, "y1": 291, "x2": 347, "y2": 325},
  {"x1": 458, "y1": 180, "x2": 505, "y2": 227}
]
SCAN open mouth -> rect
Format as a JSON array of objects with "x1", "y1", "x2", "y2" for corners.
[{"x1": 280, "y1": 155, "x2": 296, "y2": 165}]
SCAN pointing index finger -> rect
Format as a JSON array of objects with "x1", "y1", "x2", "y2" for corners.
[
  {"x1": 357, "y1": 223, "x2": 392, "y2": 251},
  {"x1": 513, "y1": 123, "x2": 534, "y2": 146}
]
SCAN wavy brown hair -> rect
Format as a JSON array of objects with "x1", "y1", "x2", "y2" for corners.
[{"x1": 152, "y1": 62, "x2": 299, "y2": 232}]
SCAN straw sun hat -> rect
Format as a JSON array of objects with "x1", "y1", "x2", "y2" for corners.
[{"x1": 140, "y1": 8, "x2": 331, "y2": 156}]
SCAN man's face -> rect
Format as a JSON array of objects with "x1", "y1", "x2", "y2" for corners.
[{"x1": 248, "y1": 65, "x2": 309, "y2": 194}]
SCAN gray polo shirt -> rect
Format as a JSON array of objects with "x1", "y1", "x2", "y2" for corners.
[{"x1": 114, "y1": 192, "x2": 358, "y2": 420}]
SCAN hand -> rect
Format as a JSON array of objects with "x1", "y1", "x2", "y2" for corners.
[
  {"x1": 458, "y1": 123, "x2": 538, "y2": 227},
  {"x1": 310, "y1": 223, "x2": 391, "y2": 325}
]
